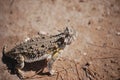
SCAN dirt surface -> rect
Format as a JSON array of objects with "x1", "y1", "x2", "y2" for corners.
[{"x1": 0, "y1": 0, "x2": 120, "y2": 80}]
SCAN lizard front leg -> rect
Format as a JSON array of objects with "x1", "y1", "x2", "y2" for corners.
[
  {"x1": 15, "y1": 54, "x2": 25, "y2": 80},
  {"x1": 47, "y1": 49, "x2": 63, "y2": 75}
]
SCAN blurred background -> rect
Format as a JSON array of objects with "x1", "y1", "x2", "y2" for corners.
[{"x1": 0, "y1": 0, "x2": 120, "y2": 80}]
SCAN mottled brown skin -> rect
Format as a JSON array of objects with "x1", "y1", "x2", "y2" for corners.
[{"x1": 3, "y1": 27, "x2": 76, "y2": 80}]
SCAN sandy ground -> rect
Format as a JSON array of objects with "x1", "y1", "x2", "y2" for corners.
[{"x1": 0, "y1": 0, "x2": 120, "y2": 80}]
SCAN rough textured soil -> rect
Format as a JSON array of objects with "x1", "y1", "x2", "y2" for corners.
[{"x1": 0, "y1": 0, "x2": 120, "y2": 80}]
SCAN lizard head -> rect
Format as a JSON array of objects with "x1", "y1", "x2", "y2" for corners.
[{"x1": 63, "y1": 27, "x2": 77, "y2": 45}]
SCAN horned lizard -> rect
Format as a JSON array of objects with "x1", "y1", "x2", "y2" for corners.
[{"x1": 3, "y1": 27, "x2": 76, "y2": 79}]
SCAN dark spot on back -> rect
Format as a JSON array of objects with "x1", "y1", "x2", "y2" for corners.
[
  {"x1": 41, "y1": 45, "x2": 45, "y2": 48},
  {"x1": 29, "y1": 46, "x2": 33, "y2": 49},
  {"x1": 42, "y1": 36, "x2": 45, "y2": 39}
]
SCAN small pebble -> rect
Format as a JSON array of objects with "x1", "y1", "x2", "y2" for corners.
[
  {"x1": 83, "y1": 52, "x2": 87, "y2": 55},
  {"x1": 96, "y1": 26, "x2": 102, "y2": 30},
  {"x1": 116, "y1": 32, "x2": 120, "y2": 36}
]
